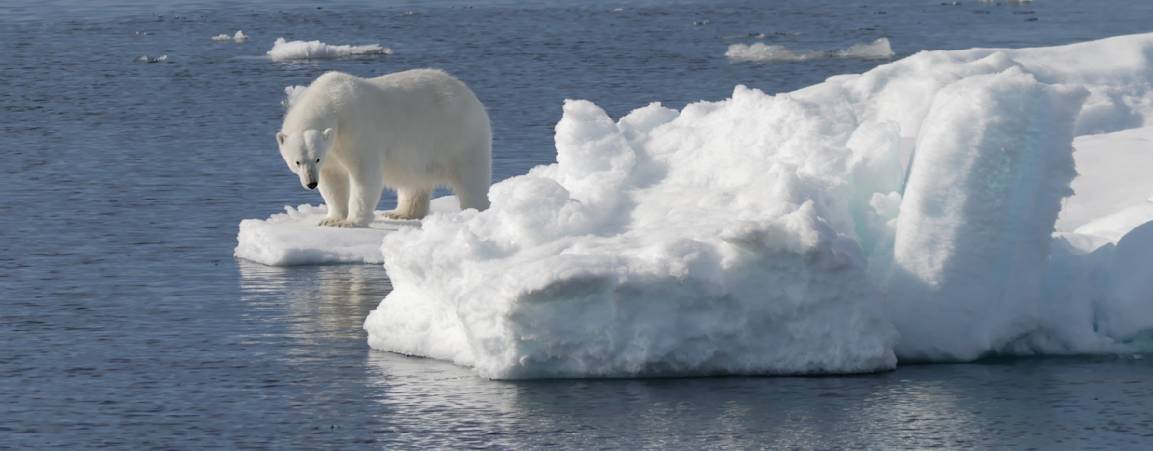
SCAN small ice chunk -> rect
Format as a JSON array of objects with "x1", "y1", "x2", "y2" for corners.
[
  {"x1": 726, "y1": 38, "x2": 893, "y2": 62},
  {"x1": 267, "y1": 37, "x2": 391, "y2": 61},
  {"x1": 212, "y1": 31, "x2": 246, "y2": 42},
  {"x1": 135, "y1": 54, "x2": 168, "y2": 63}
]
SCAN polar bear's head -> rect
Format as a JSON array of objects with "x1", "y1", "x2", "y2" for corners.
[{"x1": 276, "y1": 128, "x2": 334, "y2": 190}]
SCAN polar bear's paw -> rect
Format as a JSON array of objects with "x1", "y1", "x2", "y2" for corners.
[
  {"x1": 318, "y1": 218, "x2": 359, "y2": 228},
  {"x1": 383, "y1": 211, "x2": 420, "y2": 221}
]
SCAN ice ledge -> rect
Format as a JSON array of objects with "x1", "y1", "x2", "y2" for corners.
[{"x1": 235, "y1": 197, "x2": 459, "y2": 266}]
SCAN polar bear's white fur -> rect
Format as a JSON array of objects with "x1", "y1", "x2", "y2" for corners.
[{"x1": 277, "y1": 69, "x2": 491, "y2": 227}]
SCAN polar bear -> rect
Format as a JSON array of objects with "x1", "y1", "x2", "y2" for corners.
[{"x1": 276, "y1": 69, "x2": 491, "y2": 227}]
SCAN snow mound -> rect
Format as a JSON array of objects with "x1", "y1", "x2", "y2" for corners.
[
  {"x1": 366, "y1": 98, "x2": 899, "y2": 378},
  {"x1": 266, "y1": 37, "x2": 391, "y2": 61},
  {"x1": 362, "y1": 32, "x2": 1153, "y2": 379},
  {"x1": 235, "y1": 197, "x2": 459, "y2": 266},
  {"x1": 726, "y1": 38, "x2": 894, "y2": 62}
]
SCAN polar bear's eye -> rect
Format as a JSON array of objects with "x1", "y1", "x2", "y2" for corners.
[
  {"x1": 295, "y1": 161, "x2": 300, "y2": 166},
  {"x1": 315, "y1": 158, "x2": 320, "y2": 163}
]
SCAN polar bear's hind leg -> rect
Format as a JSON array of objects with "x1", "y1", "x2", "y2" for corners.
[
  {"x1": 452, "y1": 158, "x2": 491, "y2": 212},
  {"x1": 386, "y1": 189, "x2": 431, "y2": 220}
]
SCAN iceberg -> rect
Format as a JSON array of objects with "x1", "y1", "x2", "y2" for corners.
[{"x1": 357, "y1": 33, "x2": 1153, "y2": 379}]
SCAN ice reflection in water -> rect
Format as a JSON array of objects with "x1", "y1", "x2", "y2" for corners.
[{"x1": 232, "y1": 261, "x2": 1153, "y2": 449}]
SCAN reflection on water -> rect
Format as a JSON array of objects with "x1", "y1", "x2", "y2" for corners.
[
  {"x1": 238, "y1": 262, "x2": 390, "y2": 344},
  {"x1": 236, "y1": 264, "x2": 1153, "y2": 448}
]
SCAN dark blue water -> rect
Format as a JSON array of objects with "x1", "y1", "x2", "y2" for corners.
[{"x1": 3, "y1": 0, "x2": 1153, "y2": 448}]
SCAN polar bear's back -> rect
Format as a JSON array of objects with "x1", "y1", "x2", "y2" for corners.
[
  {"x1": 282, "y1": 69, "x2": 491, "y2": 191},
  {"x1": 369, "y1": 69, "x2": 478, "y2": 107},
  {"x1": 286, "y1": 69, "x2": 488, "y2": 131}
]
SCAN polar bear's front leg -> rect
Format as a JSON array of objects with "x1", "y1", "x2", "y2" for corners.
[
  {"x1": 386, "y1": 189, "x2": 431, "y2": 220},
  {"x1": 317, "y1": 164, "x2": 350, "y2": 227},
  {"x1": 345, "y1": 173, "x2": 385, "y2": 228}
]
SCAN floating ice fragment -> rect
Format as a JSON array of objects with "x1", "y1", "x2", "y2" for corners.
[
  {"x1": 266, "y1": 37, "x2": 391, "y2": 61},
  {"x1": 212, "y1": 31, "x2": 247, "y2": 42},
  {"x1": 135, "y1": 54, "x2": 168, "y2": 63},
  {"x1": 726, "y1": 38, "x2": 893, "y2": 62}
]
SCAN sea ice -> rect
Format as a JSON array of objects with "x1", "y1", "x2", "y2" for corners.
[
  {"x1": 356, "y1": 32, "x2": 1153, "y2": 378},
  {"x1": 266, "y1": 37, "x2": 391, "y2": 61},
  {"x1": 725, "y1": 38, "x2": 893, "y2": 62},
  {"x1": 212, "y1": 30, "x2": 247, "y2": 43},
  {"x1": 135, "y1": 54, "x2": 168, "y2": 63},
  {"x1": 884, "y1": 68, "x2": 1087, "y2": 360},
  {"x1": 235, "y1": 197, "x2": 459, "y2": 266},
  {"x1": 1057, "y1": 126, "x2": 1153, "y2": 240}
]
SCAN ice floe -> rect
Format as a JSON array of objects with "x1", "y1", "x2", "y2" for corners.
[
  {"x1": 212, "y1": 30, "x2": 248, "y2": 43},
  {"x1": 266, "y1": 37, "x2": 391, "y2": 61},
  {"x1": 726, "y1": 38, "x2": 894, "y2": 62},
  {"x1": 235, "y1": 197, "x2": 459, "y2": 266}
]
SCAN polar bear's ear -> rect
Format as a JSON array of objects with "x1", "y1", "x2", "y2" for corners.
[
  {"x1": 276, "y1": 132, "x2": 287, "y2": 146},
  {"x1": 322, "y1": 128, "x2": 334, "y2": 141}
]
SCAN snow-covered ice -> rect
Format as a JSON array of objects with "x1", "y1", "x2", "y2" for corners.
[
  {"x1": 235, "y1": 197, "x2": 459, "y2": 266},
  {"x1": 237, "y1": 32, "x2": 1153, "y2": 379},
  {"x1": 1058, "y1": 126, "x2": 1153, "y2": 241},
  {"x1": 726, "y1": 38, "x2": 894, "y2": 62},
  {"x1": 884, "y1": 68, "x2": 1087, "y2": 360},
  {"x1": 357, "y1": 32, "x2": 1153, "y2": 378},
  {"x1": 266, "y1": 37, "x2": 391, "y2": 61}
]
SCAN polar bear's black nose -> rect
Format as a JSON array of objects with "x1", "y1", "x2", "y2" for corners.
[{"x1": 307, "y1": 182, "x2": 318, "y2": 190}]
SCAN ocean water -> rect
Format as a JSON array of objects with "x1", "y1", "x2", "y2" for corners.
[{"x1": 3, "y1": 0, "x2": 1153, "y2": 448}]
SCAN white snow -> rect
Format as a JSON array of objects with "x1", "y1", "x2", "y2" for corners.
[
  {"x1": 235, "y1": 197, "x2": 459, "y2": 266},
  {"x1": 1057, "y1": 126, "x2": 1153, "y2": 240},
  {"x1": 266, "y1": 37, "x2": 391, "y2": 61},
  {"x1": 726, "y1": 38, "x2": 894, "y2": 62}
]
